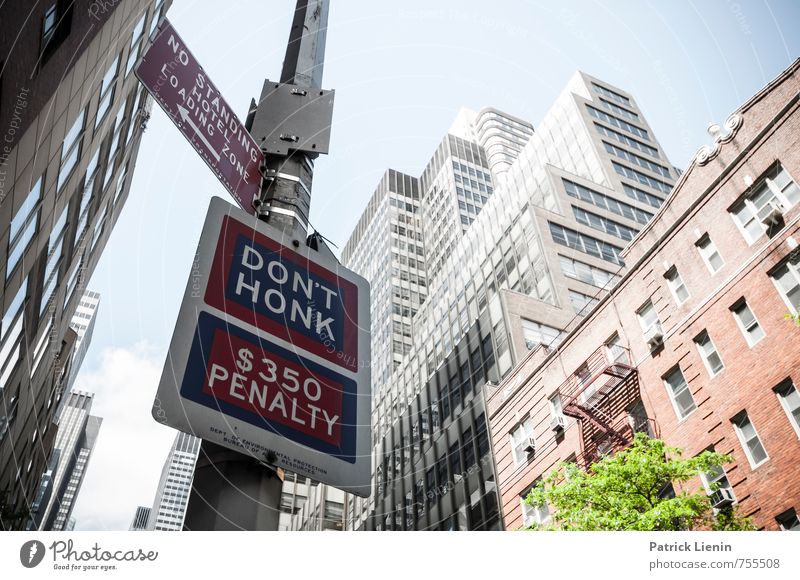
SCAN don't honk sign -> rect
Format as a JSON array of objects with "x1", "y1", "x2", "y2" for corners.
[{"x1": 154, "y1": 197, "x2": 372, "y2": 496}]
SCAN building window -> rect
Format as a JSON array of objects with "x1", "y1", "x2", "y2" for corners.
[
  {"x1": 663, "y1": 366, "x2": 696, "y2": 420},
  {"x1": 771, "y1": 257, "x2": 800, "y2": 314},
  {"x1": 547, "y1": 393, "x2": 566, "y2": 421},
  {"x1": 586, "y1": 104, "x2": 650, "y2": 141},
  {"x1": 612, "y1": 161, "x2": 672, "y2": 194},
  {"x1": 125, "y1": 13, "x2": 147, "y2": 76},
  {"x1": 696, "y1": 234, "x2": 724, "y2": 273},
  {"x1": 775, "y1": 509, "x2": 800, "y2": 531},
  {"x1": 560, "y1": 255, "x2": 618, "y2": 289},
  {"x1": 700, "y1": 462, "x2": 735, "y2": 507},
  {"x1": 521, "y1": 319, "x2": 562, "y2": 350},
  {"x1": 520, "y1": 492, "x2": 550, "y2": 528},
  {"x1": 149, "y1": 1, "x2": 164, "y2": 37},
  {"x1": 572, "y1": 206, "x2": 639, "y2": 242},
  {"x1": 103, "y1": 103, "x2": 128, "y2": 191},
  {"x1": 774, "y1": 379, "x2": 800, "y2": 439},
  {"x1": 6, "y1": 176, "x2": 43, "y2": 279},
  {"x1": 39, "y1": 1, "x2": 72, "y2": 65},
  {"x1": 732, "y1": 411, "x2": 768, "y2": 468},
  {"x1": 0, "y1": 278, "x2": 28, "y2": 391},
  {"x1": 637, "y1": 300, "x2": 662, "y2": 341},
  {"x1": 694, "y1": 331, "x2": 724, "y2": 377},
  {"x1": 605, "y1": 333, "x2": 628, "y2": 364},
  {"x1": 549, "y1": 222, "x2": 624, "y2": 266},
  {"x1": 731, "y1": 300, "x2": 765, "y2": 347},
  {"x1": 509, "y1": 417, "x2": 535, "y2": 466},
  {"x1": 57, "y1": 108, "x2": 87, "y2": 192},
  {"x1": 665, "y1": 266, "x2": 689, "y2": 305},
  {"x1": 95, "y1": 53, "x2": 121, "y2": 129},
  {"x1": 731, "y1": 164, "x2": 800, "y2": 243},
  {"x1": 569, "y1": 289, "x2": 599, "y2": 315},
  {"x1": 42, "y1": 3, "x2": 58, "y2": 47},
  {"x1": 563, "y1": 178, "x2": 652, "y2": 225}
]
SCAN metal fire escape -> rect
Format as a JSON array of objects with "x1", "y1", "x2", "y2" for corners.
[{"x1": 555, "y1": 345, "x2": 659, "y2": 469}]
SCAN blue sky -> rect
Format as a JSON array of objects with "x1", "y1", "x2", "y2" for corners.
[{"x1": 72, "y1": 0, "x2": 800, "y2": 529}]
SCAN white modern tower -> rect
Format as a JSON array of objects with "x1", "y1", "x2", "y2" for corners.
[{"x1": 148, "y1": 431, "x2": 200, "y2": 531}]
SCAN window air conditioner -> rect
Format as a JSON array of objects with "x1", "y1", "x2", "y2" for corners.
[
  {"x1": 759, "y1": 199, "x2": 785, "y2": 226},
  {"x1": 550, "y1": 415, "x2": 566, "y2": 433},
  {"x1": 643, "y1": 321, "x2": 664, "y2": 348},
  {"x1": 709, "y1": 487, "x2": 735, "y2": 509},
  {"x1": 523, "y1": 437, "x2": 536, "y2": 455}
]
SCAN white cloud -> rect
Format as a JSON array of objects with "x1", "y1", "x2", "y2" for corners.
[{"x1": 70, "y1": 343, "x2": 178, "y2": 531}]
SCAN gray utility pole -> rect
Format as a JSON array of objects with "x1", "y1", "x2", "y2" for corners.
[{"x1": 183, "y1": 0, "x2": 333, "y2": 531}]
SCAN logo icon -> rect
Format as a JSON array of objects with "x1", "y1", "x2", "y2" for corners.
[{"x1": 20, "y1": 540, "x2": 46, "y2": 568}]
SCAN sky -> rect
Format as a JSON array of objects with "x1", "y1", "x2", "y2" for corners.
[{"x1": 70, "y1": 0, "x2": 800, "y2": 530}]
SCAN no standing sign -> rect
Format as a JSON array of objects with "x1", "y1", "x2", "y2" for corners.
[
  {"x1": 135, "y1": 18, "x2": 263, "y2": 213},
  {"x1": 154, "y1": 197, "x2": 372, "y2": 496}
]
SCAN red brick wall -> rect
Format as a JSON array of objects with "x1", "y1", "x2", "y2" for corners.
[{"x1": 489, "y1": 59, "x2": 800, "y2": 531}]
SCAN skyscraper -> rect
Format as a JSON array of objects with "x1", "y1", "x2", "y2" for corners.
[
  {"x1": 129, "y1": 506, "x2": 151, "y2": 531},
  {"x1": 0, "y1": 0, "x2": 172, "y2": 529},
  {"x1": 335, "y1": 71, "x2": 678, "y2": 530},
  {"x1": 148, "y1": 431, "x2": 200, "y2": 531},
  {"x1": 37, "y1": 391, "x2": 102, "y2": 530},
  {"x1": 64, "y1": 289, "x2": 101, "y2": 396}
]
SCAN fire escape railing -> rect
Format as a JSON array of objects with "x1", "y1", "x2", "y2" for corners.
[{"x1": 555, "y1": 345, "x2": 657, "y2": 470}]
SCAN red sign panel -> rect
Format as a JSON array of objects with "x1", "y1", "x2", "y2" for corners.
[
  {"x1": 135, "y1": 18, "x2": 263, "y2": 213},
  {"x1": 200, "y1": 322, "x2": 348, "y2": 448},
  {"x1": 205, "y1": 214, "x2": 361, "y2": 372}
]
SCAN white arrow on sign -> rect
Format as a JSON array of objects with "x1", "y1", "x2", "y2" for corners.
[{"x1": 178, "y1": 105, "x2": 220, "y2": 162}]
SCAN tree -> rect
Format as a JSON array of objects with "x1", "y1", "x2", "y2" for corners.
[
  {"x1": 786, "y1": 312, "x2": 800, "y2": 328},
  {"x1": 524, "y1": 433, "x2": 754, "y2": 531}
]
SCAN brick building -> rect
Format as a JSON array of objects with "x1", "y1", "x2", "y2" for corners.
[{"x1": 488, "y1": 58, "x2": 800, "y2": 531}]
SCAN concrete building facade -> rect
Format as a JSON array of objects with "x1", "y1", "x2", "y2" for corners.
[
  {"x1": 0, "y1": 0, "x2": 171, "y2": 528},
  {"x1": 488, "y1": 59, "x2": 800, "y2": 531}
]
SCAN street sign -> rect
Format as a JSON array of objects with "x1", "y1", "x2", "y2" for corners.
[
  {"x1": 135, "y1": 18, "x2": 263, "y2": 214},
  {"x1": 153, "y1": 197, "x2": 372, "y2": 496}
]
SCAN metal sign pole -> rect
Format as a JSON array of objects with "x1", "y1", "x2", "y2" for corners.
[{"x1": 183, "y1": 0, "x2": 331, "y2": 531}]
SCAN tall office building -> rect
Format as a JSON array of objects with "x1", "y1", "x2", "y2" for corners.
[
  {"x1": 0, "y1": 0, "x2": 172, "y2": 529},
  {"x1": 148, "y1": 431, "x2": 200, "y2": 531},
  {"x1": 333, "y1": 71, "x2": 678, "y2": 530},
  {"x1": 342, "y1": 170, "x2": 425, "y2": 391},
  {"x1": 36, "y1": 391, "x2": 102, "y2": 530},
  {"x1": 129, "y1": 505, "x2": 151, "y2": 531},
  {"x1": 64, "y1": 289, "x2": 100, "y2": 395}
]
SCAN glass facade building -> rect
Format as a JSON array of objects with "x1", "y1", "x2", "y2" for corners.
[{"x1": 334, "y1": 71, "x2": 678, "y2": 531}]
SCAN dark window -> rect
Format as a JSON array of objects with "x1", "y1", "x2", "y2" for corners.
[
  {"x1": 449, "y1": 441, "x2": 462, "y2": 479},
  {"x1": 440, "y1": 386, "x2": 450, "y2": 420},
  {"x1": 475, "y1": 414, "x2": 490, "y2": 458},
  {"x1": 436, "y1": 459, "x2": 448, "y2": 495},
  {"x1": 463, "y1": 427, "x2": 475, "y2": 468},
  {"x1": 414, "y1": 480, "x2": 425, "y2": 518},
  {"x1": 39, "y1": 1, "x2": 73, "y2": 66},
  {"x1": 425, "y1": 468, "x2": 436, "y2": 506},
  {"x1": 449, "y1": 380, "x2": 461, "y2": 410},
  {"x1": 776, "y1": 508, "x2": 800, "y2": 531}
]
